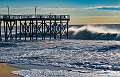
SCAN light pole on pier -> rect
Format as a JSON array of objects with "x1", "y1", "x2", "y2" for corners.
[
  {"x1": 7, "y1": 6, "x2": 9, "y2": 15},
  {"x1": 35, "y1": 6, "x2": 37, "y2": 17}
]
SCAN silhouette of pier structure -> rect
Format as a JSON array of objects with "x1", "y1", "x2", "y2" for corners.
[{"x1": 0, "y1": 14, "x2": 70, "y2": 41}]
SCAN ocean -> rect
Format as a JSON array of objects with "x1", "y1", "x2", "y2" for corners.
[{"x1": 0, "y1": 24, "x2": 120, "y2": 77}]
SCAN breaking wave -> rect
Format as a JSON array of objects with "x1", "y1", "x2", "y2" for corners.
[{"x1": 68, "y1": 24, "x2": 120, "y2": 40}]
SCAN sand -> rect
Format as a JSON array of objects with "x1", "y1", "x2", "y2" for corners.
[{"x1": 0, "y1": 63, "x2": 20, "y2": 77}]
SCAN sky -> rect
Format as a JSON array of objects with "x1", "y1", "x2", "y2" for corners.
[{"x1": 0, "y1": 0, "x2": 120, "y2": 24}]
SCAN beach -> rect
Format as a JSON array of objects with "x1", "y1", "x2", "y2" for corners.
[{"x1": 0, "y1": 63, "x2": 20, "y2": 77}]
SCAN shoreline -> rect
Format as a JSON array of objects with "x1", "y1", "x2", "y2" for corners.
[{"x1": 0, "y1": 63, "x2": 21, "y2": 77}]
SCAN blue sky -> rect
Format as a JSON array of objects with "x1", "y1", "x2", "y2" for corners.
[
  {"x1": 0, "y1": 0, "x2": 119, "y2": 7},
  {"x1": 0, "y1": 0, "x2": 120, "y2": 24}
]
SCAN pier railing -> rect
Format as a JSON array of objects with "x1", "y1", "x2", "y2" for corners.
[{"x1": 0, "y1": 15, "x2": 70, "y2": 20}]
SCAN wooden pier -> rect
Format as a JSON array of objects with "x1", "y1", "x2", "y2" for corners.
[{"x1": 0, "y1": 15, "x2": 70, "y2": 41}]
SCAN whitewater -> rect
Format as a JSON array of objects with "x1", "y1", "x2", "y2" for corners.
[
  {"x1": 68, "y1": 24, "x2": 120, "y2": 40},
  {"x1": 0, "y1": 24, "x2": 120, "y2": 77},
  {"x1": 0, "y1": 40, "x2": 120, "y2": 77}
]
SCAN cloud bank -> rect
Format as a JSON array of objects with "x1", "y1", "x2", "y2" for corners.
[{"x1": 86, "y1": 6, "x2": 120, "y2": 11}]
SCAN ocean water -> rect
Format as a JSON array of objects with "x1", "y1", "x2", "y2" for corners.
[
  {"x1": 0, "y1": 24, "x2": 120, "y2": 77},
  {"x1": 0, "y1": 40, "x2": 120, "y2": 77}
]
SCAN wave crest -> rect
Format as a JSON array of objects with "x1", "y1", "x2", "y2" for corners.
[{"x1": 68, "y1": 24, "x2": 120, "y2": 40}]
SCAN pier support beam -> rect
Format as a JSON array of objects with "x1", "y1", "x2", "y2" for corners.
[
  {"x1": 20, "y1": 20, "x2": 22, "y2": 40},
  {"x1": 30, "y1": 20, "x2": 32, "y2": 40},
  {"x1": 24, "y1": 20, "x2": 27, "y2": 41},
  {"x1": 67, "y1": 20, "x2": 69, "y2": 39},
  {"x1": 54, "y1": 16, "x2": 57, "y2": 39},
  {"x1": 0, "y1": 21, "x2": 2, "y2": 41},
  {"x1": 15, "y1": 20, "x2": 17, "y2": 40},
  {"x1": 36, "y1": 20, "x2": 38, "y2": 40},
  {"x1": 4, "y1": 21, "x2": 8, "y2": 41},
  {"x1": 49, "y1": 19, "x2": 52, "y2": 40}
]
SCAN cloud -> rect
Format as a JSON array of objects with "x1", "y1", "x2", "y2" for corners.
[
  {"x1": 85, "y1": 6, "x2": 120, "y2": 11},
  {"x1": 96, "y1": 6, "x2": 120, "y2": 10}
]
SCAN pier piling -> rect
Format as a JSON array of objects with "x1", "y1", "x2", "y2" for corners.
[{"x1": 0, "y1": 15, "x2": 70, "y2": 41}]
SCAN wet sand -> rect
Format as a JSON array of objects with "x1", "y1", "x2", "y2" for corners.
[{"x1": 0, "y1": 63, "x2": 20, "y2": 77}]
